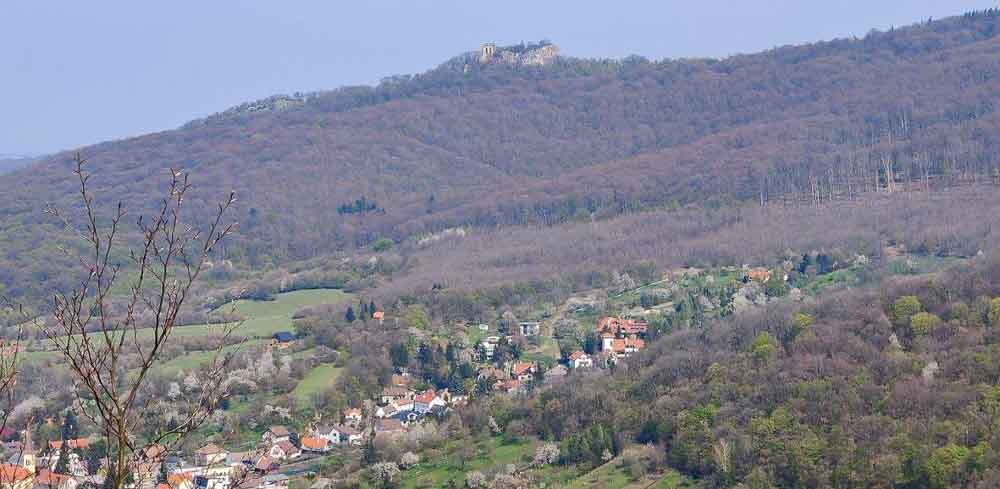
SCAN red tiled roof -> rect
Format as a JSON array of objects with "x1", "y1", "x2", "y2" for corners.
[
  {"x1": 300, "y1": 437, "x2": 328, "y2": 451},
  {"x1": 414, "y1": 390, "x2": 437, "y2": 403},
  {"x1": 48, "y1": 438, "x2": 90, "y2": 450},
  {"x1": 0, "y1": 464, "x2": 32, "y2": 484},
  {"x1": 597, "y1": 317, "x2": 648, "y2": 336},
  {"x1": 512, "y1": 362, "x2": 533, "y2": 375},
  {"x1": 372, "y1": 311, "x2": 385, "y2": 320},
  {"x1": 34, "y1": 469, "x2": 71, "y2": 487},
  {"x1": 167, "y1": 473, "x2": 192, "y2": 488},
  {"x1": 568, "y1": 351, "x2": 588, "y2": 360},
  {"x1": 197, "y1": 443, "x2": 226, "y2": 455}
]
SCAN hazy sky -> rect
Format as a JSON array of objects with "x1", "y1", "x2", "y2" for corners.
[{"x1": 1, "y1": 1, "x2": 992, "y2": 156}]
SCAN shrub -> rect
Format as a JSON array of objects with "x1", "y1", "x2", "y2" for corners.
[
  {"x1": 373, "y1": 238, "x2": 395, "y2": 252},
  {"x1": 892, "y1": 296, "x2": 923, "y2": 324},
  {"x1": 989, "y1": 298, "x2": 1000, "y2": 327},
  {"x1": 751, "y1": 332, "x2": 778, "y2": 362},
  {"x1": 910, "y1": 312, "x2": 942, "y2": 337}
]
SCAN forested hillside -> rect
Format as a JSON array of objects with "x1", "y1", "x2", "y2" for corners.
[
  {"x1": 4, "y1": 11, "x2": 1000, "y2": 305},
  {"x1": 0, "y1": 156, "x2": 36, "y2": 174}
]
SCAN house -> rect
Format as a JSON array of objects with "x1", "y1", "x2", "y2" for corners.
[
  {"x1": 568, "y1": 351, "x2": 593, "y2": 369},
  {"x1": 413, "y1": 390, "x2": 444, "y2": 413},
  {"x1": 342, "y1": 408, "x2": 363, "y2": 424},
  {"x1": 0, "y1": 464, "x2": 32, "y2": 489},
  {"x1": 298, "y1": 437, "x2": 330, "y2": 454},
  {"x1": 270, "y1": 332, "x2": 295, "y2": 349},
  {"x1": 389, "y1": 374, "x2": 411, "y2": 388},
  {"x1": 374, "y1": 419, "x2": 406, "y2": 438},
  {"x1": 166, "y1": 474, "x2": 195, "y2": 489},
  {"x1": 46, "y1": 438, "x2": 90, "y2": 451},
  {"x1": 511, "y1": 362, "x2": 535, "y2": 383},
  {"x1": 332, "y1": 426, "x2": 363, "y2": 446},
  {"x1": 195, "y1": 444, "x2": 228, "y2": 467},
  {"x1": 479, "y1": 337, "x2": 501, "y2": 359},
  {"x1": 267, "y1": 441, "x2": 300, "y2": 461},
  {"x1": 374, "y1": 405, "x2": 398, "y2": 419},
  {"x1": 393, "y1": 410, "x2": 424, "y2": 427},
  {"x1": 32, "y1": 470, "x2": 76, "y2": 489},
  {"x1": 372, "y1": 311, "x2": 385, "y2": 324},
  {"x1": 746, "y1": 267, "x2": 772, "y2": 283},
  {"x1": 253, "y1": 456, "x2": 277, "y2": 474},
  {"x1": 261, "y1": 426, "x2": 291, "y2": 445},
  {"x1": 380, "y1": 386, "x2": 411, "y2": 405},
  {"x1": 596, "y1": 317, "x2": 648, "y2": 337},
  {"x1": 517, "y1": 322, "x2": 540, "y2": 336},
  {"x1": 312, "y1": 425, "x2": 338, "y2": 445}
]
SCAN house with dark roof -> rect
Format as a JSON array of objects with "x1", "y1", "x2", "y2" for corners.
[
  {"x1": 271, "y1": 332, "x2": 295, "y2": 349},
  {"x1": 262, "y1": 426, "x2": 291, "y2": 445}
]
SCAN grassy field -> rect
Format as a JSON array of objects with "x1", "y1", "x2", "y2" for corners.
[
  {"x1": 400, "y1": 436, "x2": 534, "y2": 489},
  {"x1": 291, "y1": 363, "x2": 343, "y2": 404},
  {"x1": 157, "y1": 339, "x2": 268, "y2": 375},
  {"x1": 196, "y1": 288, "x2": 352, "y2": 338}
]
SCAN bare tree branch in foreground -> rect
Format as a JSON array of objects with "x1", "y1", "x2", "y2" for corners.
[{"x1": 44, "y1": 154, "x2": 240, "y2": 489}]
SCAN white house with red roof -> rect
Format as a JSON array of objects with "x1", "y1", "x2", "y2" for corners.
[{"x1": 568, "y1": 351, "x2": 593, "y2": 369}]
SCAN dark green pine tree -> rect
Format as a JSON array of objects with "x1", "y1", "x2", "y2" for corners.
[
  {"x1": 53, "y1": 442, "x2": 70, "y2": 474},
  {"x1": 369, "y1": 300, "x2": 376, "y2": 314},
  {"x1": 345, "y1": 307, "x2": 356, "y2": 323},
  {"x1": 61, "y1": 411, "x2": 80, "y2": 441},
  {"x1": 362, "y1": 437, "x2": 378, "y2": 465}
]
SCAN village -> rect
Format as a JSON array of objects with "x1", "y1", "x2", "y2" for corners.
[
  {"x1": 0, "y1": 262, "x2": 805, "y2": 489},
  {"x1": 0, "y1": 307, "x2": 654, "y2": 489}
]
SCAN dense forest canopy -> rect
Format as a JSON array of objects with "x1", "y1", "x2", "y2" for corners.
[{"x1": 3, "y1": 11, "x2": 1000, "y2": 306}]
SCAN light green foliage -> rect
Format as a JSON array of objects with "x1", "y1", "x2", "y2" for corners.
[
  {"x1": 988, "y1": 297, "x2": 1000, "y2": 327},
  {"x1": 751, "y1": 332, "x2": 778, "y2": 362},
  {"x1": 910, "y1": 312, "x2": 941, "y2": 336},
  {"x1": 892, "y1": 296, "x2": 923, "y2": 324},
  {"x1": 373, "y1": 238, "x2": 394, "y2": 253},
  {"x1": 924, "y1": 444, "x2": 970, "y2": 489},
  {"x1": 793, "y1": 313, "x2": 814, "y2": 334},
  {"x1": 405, "y1": 304, "x2": 431, "y2": 330}
]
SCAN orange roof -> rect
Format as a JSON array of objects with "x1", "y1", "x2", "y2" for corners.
[
  {"x1": 300, "y1": 437, "x2": 328, "y2": 451},
  {"x1": 512, "y1": 362, "x2": 533, "y2": 375},
  {"x1": 596, "y1": 317, "x2": 648, "y2": 336},
  {"x1": 343, "y1": 408, "x2": 362, "y2": 417},
  {"x1": 568, "y1": 351, "x2": 588, "y2": 360},
  {"x1": 197, "y1": 443, "x2": 226, "y2": 455},
  {"x1": 48, "y1": 437, "x2": 90, "y2": 450},
  {"x1": 157, "y1": 484, "x2": 172, "y2": 489},
  {"x1": 167, "y1": 473, "x2": 193, "y2": 488},
  {"x1": 414, "y1": 390, "x2": 437, "y2": 403},
  {"x1": 0, "y1": 464, "x2": 32, "y2": 483},
  {"x1": 372, "y1": 311, "x2": 385, "y2": 320},
  {"x1": 35, "y1": 469, "x2": 71, "y2": 486}
]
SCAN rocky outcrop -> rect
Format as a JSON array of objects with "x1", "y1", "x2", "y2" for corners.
[{"x1": 480, "y1": 42, "x2": 559, "y2": 67}]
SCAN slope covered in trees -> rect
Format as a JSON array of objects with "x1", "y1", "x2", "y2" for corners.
[{"x1": 3, "y1": 11, "x2": 1000, "y2": 305}]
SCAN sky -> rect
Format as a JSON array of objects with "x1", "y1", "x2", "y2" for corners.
[{"x1": 1, "y1": 0, "x2": 994, "y2": 156}]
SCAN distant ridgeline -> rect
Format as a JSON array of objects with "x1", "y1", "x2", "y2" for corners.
[{"x1": 184, "y1": 40, "x2": 562, "y2": 128}]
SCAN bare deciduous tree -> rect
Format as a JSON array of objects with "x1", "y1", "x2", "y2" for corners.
[{"x1": 44, "y1": 154, "x2": 241, "y2": 489}]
